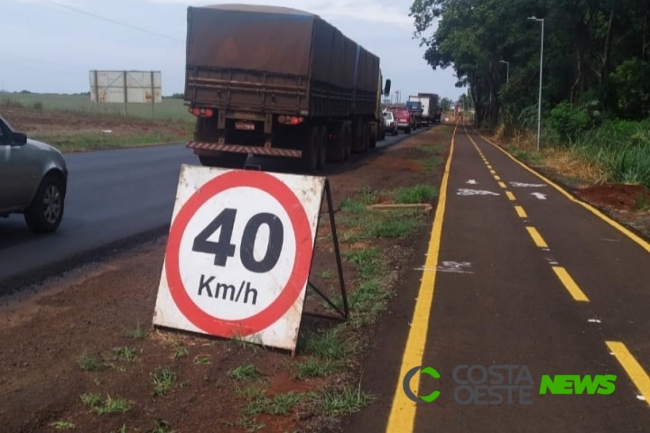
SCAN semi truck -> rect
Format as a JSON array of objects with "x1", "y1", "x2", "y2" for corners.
[
  {"x1": 183, "y1": 4, "x2": 391, "y2": 172},
  {"x1": 417, "y1": 93, "x2": 441, "y2": 125}
]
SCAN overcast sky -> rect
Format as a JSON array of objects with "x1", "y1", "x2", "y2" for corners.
[{"x1": 2, "y1": 0, "x2": 465, "y2": 101}]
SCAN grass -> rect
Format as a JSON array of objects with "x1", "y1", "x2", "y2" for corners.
[
  {"x1": 150, "y1": 368, "x2": 177, "y2": 396},
  {"x1": 36, "y1": 131, "x2": 188, "y2": 153},
  {"x1": 320, "y1": 384, "x2": 373, "y2": 416},
  {"x1": 171, "y1": 346, "x2": 189, "y2": 360},
  {"x1": 112, "y1": 347, "x2": 138, "y2": 362},
  {"x1": 80, "y1": 393, "x2": 130, "y2": 414},
  {"x1": 292, "y1": 357, "x2": 344, "y2": 380},
  {"x1": 1, "y1": 93, "x2": 193, "y2": 121},
  {"x1": 503, "y1": 118, "x2": 650, "y2": 190},
  {"x1": 77, "y1": 351, "x2": 100, "y2": 372},
  {"x1": 128, "y1": 321, "x2": 149, "y2": 340},
  {"x1": 394, "y1": 184, "x2": 438, "y2": 204},
  {"x1": 49, "y1": 421, "x2": 75, "y2": 430},
  {"x1": 228, "y1": 364, "x2": 264, "y2": 381}
]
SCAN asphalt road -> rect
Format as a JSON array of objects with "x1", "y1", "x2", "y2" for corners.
[
  {"x1": 345, "y1": 125, "x2": 650, "y2": 432},
  {"x1": 0, "y1": 128, "x2": 423, "y2": 295}
]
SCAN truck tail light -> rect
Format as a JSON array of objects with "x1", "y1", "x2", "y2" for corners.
[
  {"x1": 277, "y1": 116, "x2": 304, "y2": 125},
  {"x1": 189, "y1": 107, "x2": 214, "y2": 117}
]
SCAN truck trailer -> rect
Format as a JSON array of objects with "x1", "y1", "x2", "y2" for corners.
[
  {"x1": 183, "y1": 4, "x2": 391, "y2": 172},
  {"x1": 417, "y1": 93, "x2": 440, "y2": 125}
]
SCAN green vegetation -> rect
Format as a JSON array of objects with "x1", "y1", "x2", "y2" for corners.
[
  {"x1": 411, "y1": 0, "x2": 650, "y2": 188},
  {"x1": 77, "y1": 351, "x2": 100, "y2": 372},
  {"x1": 80, "y1": 393, "x2": 130, "y2": 414},
  {"x1": 150, "y1": 368, "x2": 177, "y2": 397},
  {"x1": 0, "y1": 93, "x2": 192, "y2": 121},
  {"x1": 228, "y1": 364, "x2": 264, "y2": 381},
  {"x1": 49, "y1": 421, "x2": 75, "y2": 430}
]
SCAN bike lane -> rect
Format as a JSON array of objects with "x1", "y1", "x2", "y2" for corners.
[
  {"x1": 466, "y1": 127, "x2": 650, "y2": 408},
  {"x1": 374, "y1": 125, "x2": 648, "y2": 433}
]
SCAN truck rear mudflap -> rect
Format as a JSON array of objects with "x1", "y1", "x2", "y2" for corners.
[{"x1": 187, "y1": 141, "x2": 302, "y2": 158}]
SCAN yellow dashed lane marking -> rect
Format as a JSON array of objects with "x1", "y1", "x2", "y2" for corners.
[
  {"x1": 526, "y1": 226, "x2": 548, "y2": 248},
  {"x1": 515, "y1": 206, "x2": 527, "y2": 218},
  {"x1": 606, "y1": 341, "x2": 650, "y2": 406},
  {"x1": 551, "y1": 266, "x2": 589, "y2": 302},
  {"x1": 506, "y1": 191, "x2": 516, "y2": 201}
]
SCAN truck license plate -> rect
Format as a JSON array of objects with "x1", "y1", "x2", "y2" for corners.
[{"x1": 235, "y1": 121, "x2": 255, "y2": 131}]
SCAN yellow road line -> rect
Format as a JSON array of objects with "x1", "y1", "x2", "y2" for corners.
[
  {"x1": 490, "y1": 170, "x2": 496, "y2": 175},
  {"x1": 606, "y1": 341, "x2": 650, "y2": 406},
  {"x1": 498, "y1": 181, "x2": 507, "y2": 189},
  {"x1": 515, "y1": 206, "x2": 528, "y2": 218},
  {"x1": 472, "y1": 128, "x2": 650, "y2": 255},
  {"x1": 526, "y1": 226, "x2": 548, "y2": 248},
  {"x1": 494, "y1": 175, "x2": 501, "y2": 181},
  {"x1": 385, "y1": 124, "x2": 456, "y2": 433},
  {"x1": 551, "y1": 266, "x2": 589, "y2": 301},
  {"x1": 506, "y1": 191, "x2": 516, "y2": 201}
]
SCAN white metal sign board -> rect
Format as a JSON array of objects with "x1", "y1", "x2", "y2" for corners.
[
  {"x1": 89, "y1": 70, "x2": 162, "y2": 104},
  {"x1": 153, "y1": 165, "x2": 325, "y2": 351}
]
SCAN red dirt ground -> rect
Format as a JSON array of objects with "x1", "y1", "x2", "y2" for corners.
[
  {"x1": 0, "y1": 127, "x2": 452, "y2": 433},
  {"x1": 576, "y1": 183, "x2": 650, "y2": 212}
]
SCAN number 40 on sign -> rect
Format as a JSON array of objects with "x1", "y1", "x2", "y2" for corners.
[{"x1": 153, "y1": 164, "x2": 332, "y2": 352}]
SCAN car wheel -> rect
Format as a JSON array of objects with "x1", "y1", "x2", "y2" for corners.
[{"x1": 24, "y1": 174, "x2": 65, "y2": 233}]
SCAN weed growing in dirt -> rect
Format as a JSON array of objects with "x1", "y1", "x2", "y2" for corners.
[
  {"x1": 300, "y1": 326, "x2": 354, "y2": 360},
  {"x1": 49, "y1": 420, "x2": 75, "y2": 430},
  {"x1": 422, "y1": 155, "x2": 443, "y2": 172},
  {"x1": 340, "y1": 197, "x2": 370, "y2": 214},
  {"x1": 320, "y1": 383, "x2": 373, "y2": 416},
  {"x1": 229, "y1": 364, "x2": 264, "y2": 380},
  {"x1": 150, "y1": 368, "x2": 177, "y2": 396},
  {"x1": 112, "y1": 346, "x2": 138, "y2": 362},
  {"x1": 150, "y1": 419, "x2": 176, "y2": 433},
  {"x1": 128, "y1": 320, "x2": 149, "y2": 340},
  {"x1": 635, "y1": 193, "x2": 650, "y2": 210},
  {"x1": 343, "y1": 248, "x2": 381, "y2": 280},
  {"x1": 171, "y1": 345, "x2": 189, "y2": 359},
  {"x1": 358, "y1": 187, "x2": 379, "y2": 205},
  {"x1": 114, "y1": 424, "x2": 127, "y2": 433},
  {"x1": 319, "y1": 270, "x2": 334, "y2": 280},
  {"x1": 193, "y1": 355, "x2": 211, "y2": 365},
  {"x1": 292, "y1": 357, "x2": 344, "y2": 380},
  {"x1": 236, "y1": 382, "x2": 268, "y2": 400},
  {"x1": 370, "y1": 214, "x2": 421, "y2": 238},
  {"x1": 394, "y1": 184, "x2": 438, "y2": 204},
  {"x1": 81, "y1": 393, "x2": 130, "y2": 414},
  {"x1": 507, "y1": 144, "x2": 544, "y2": 166},
  {"x1": 77, "y1": 351, "x2": 100, "y2": 371}
]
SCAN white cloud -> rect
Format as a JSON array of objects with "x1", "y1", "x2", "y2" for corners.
[{"x1": 144, "y1": 0, "x2": 413, "y2": 26}]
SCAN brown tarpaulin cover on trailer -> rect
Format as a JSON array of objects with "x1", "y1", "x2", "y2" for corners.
[{"x1": 186, "y1": 3, "x2": 379, "y2": 93}]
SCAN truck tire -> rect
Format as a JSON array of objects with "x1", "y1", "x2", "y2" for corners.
[
  {"x1": 301, "y1": 126, "x2": 320, "y2": 173},
  {"x1": 317, "y1": 126, "x2": 327, "y2": 170},
  {"x1": 343, "y1": 124, "x2": 352, "y2": 161},
  {"x1": 369, "y1": 125, "x2": 377, "y2": 150},
  {"x1": 405, "y1": 127, "x2": 411, "y2": 134},
  {"x1": 198, "y1": 153, "x2": 247, "y2": 168},
  {"x1": 328, "y1": 123, "x2": 348, "y2": 163}
]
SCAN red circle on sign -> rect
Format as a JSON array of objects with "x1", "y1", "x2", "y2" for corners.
[{"x1": 165, "y1": 170, "x2": 313, "y2": 337}]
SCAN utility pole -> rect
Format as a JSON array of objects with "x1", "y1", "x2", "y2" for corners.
[{"x1": 528, "y1": 16, "x2": 544, "y2": 151}]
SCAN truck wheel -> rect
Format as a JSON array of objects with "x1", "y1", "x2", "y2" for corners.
[
  {"x1": 328, "y1": 124, "x2": 347, "y2": 163},
  {"x1": 369, "y1": 126, "x2": 377, "y2": 150},
  {"x1": 343, "y1": 124, "x2": 352, "y2": 161},
  {"x1": 301, "y1": 126, "x2": 320, "y2": 173},
  {"x1": 199, "y1": 153, "x2": 247, "y2": 168},
  {"x1": 317, "y1": 126, "x2": 327, "y2": 170}
]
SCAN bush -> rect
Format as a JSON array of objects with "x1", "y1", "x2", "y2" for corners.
[{"x1": 548, "y1": 102, "x2": 591, "y2": 144}]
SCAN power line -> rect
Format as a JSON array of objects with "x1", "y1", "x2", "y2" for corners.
[{"x1": 42, "y1": 0, "x2": 184, "y2": 43}]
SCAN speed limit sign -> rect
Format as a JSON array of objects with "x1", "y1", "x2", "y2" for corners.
[{"x1": 153, "y1": 165, "x2": 325, "y2": 351}]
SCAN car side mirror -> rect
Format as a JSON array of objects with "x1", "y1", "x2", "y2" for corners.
[
  {"x1": 384, "y1": 79, "x2": 391, "y2": 96},
  {"x1": 12, "y1": 132, "x2": 27, "y2": 145}
]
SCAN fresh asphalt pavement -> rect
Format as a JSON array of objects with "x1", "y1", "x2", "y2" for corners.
[
  {"x1": 0, "y1": 128, "x2": 422, "y2": 295},
  {"x1": 345, "y1": 125, "x2": 650, "y2": 432}
]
